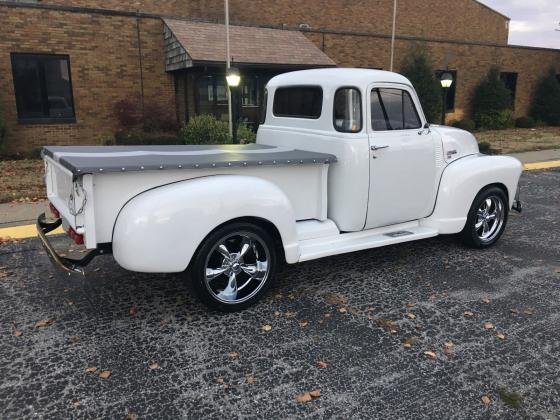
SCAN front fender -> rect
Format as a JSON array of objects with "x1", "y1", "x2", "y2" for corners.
[
  {"x1": 421, "y1": 154, "x2": 522, "y2": 234},
  {"x1": 112, "y1": 175, "x2": 299, "y2": 273}
]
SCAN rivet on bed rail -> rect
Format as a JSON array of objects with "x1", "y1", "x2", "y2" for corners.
[
  {"x1": 258, "y1": 161, "x2": 263, "y2": 165},
  {"x1": 243, "y1": 162, "x2": 247, "y2": 166},
  {"x1": 99, "y1": 168, "x2": 103, "y2": 172},
  {"x1": 212, "y1": 163, "x2": 216, "y2": 167},
  {"x1": 195, "y1": 164, "x2": 200, "y2": 168},
  {"x1": 300, "y1": 160, "x2": 304, "y2": 164},
  {"x1": 140, "y1": 166, "x2": 145, "y2": 170},
  {"x1": 273, "y1": 160, "x2": 277, "y2": 164},
  {"x1": 228, "y1": 162, "x2": 232, "y2": 166},
  {"x1": 287, "y1": 160, "x2": 291, "y2": 164},
  {"x1": 178, "y1": 165, "x2": 183, "y2": 169},
  {"x1": 121, "y1": 167, "x2": 126, "y2": 172},
  {"x1": 159, "y1": 165, "x2": 164, "y2": 169}
]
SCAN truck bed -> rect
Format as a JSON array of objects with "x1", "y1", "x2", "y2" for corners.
[
  {"x1": 42, "y1": 144, "x2": 336, "y2": 176},
  {"x1": 42, "y1": 143, "x2": 337, "y2": 249}
]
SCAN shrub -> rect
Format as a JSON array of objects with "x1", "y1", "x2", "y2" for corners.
[
  {"x1": 179, "y1": 114, "x2": 231, "y2": 145},
  {"x1": 114, "y1": 130, "x2": 182, "y2": 146},
  {"x1": 400, "y1": 46, "x2": 442, "y2": 123},
  {"x1": 515, "y1": 116, "x2": 536, "y2": 129},
  {"x1": 531, "y1": 68, "x2": 560, "y2": 126},
  {"x1": 451, "y1": 119, "x2": 476, "y2": 132},
  {"x1": 473, "y1": 67, "x2": 512, "y2": 129},
  {"x1": 114, "y1": 95, "x2": 179, "y2": 132},
  {"x1": 478, "y1": 141, "x2": 491, "y2": 154},
  {"x1": 236, "y1": 123, "x2": 257, "y2": 144}
]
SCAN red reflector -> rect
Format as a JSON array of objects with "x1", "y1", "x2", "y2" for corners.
[
  {"x1": 68, "y1": 227, "x2": 84, "y2": 245},
  {"x1": 49, "y1": 202, "x2": 60, "y2": 219}
]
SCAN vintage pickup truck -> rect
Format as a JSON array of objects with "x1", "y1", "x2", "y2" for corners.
[{"x1": 38, "y1": 68, "x2": 522, "y2": 311}]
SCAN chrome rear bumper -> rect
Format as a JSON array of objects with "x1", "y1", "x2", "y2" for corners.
[{"x1": 36, "y1": 213, "x2": 106, "y2": 275}]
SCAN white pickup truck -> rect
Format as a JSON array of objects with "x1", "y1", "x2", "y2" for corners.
[{"x1": 38, "y1": 68, "x2": 522, "y2": 311}]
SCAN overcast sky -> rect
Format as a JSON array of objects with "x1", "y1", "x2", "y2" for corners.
[{"x1": 478, "y1": 0, "x2": 560, "y2": 49}]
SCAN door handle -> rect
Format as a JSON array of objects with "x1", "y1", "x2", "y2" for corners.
[{"x1": 371, "y1": 145, "x2": 389, "y2": 151}]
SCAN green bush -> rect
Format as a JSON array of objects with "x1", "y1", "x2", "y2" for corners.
[
  {"x1": 478, "y1": 141, "x2": 491, "y2": 154},
  {"x1": 179, "y1": 114, "x2": 256, "y2": 145},
  {"x1": 515, "y1": 116, "x2": 536, "y2": 129},
  {"x1": 531, "y1": 68, "x2": 560, "y2": 126},
  {"x1": 113, "y1": 130, "x2": 182, "y2": 146},
  {"x1": 451, "y1": 119, "x2": 476, "y2": 132},
  {"x1": 473, "y1": 67, "x2": 513, "y2": 129},
  {"x1": 400, "y1": 46, "x2": 442, "y2": 123}
]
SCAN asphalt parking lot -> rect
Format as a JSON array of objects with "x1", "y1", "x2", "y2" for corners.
[{"x1": 1, "y1": 169, "x2": 559, "y2": 419}]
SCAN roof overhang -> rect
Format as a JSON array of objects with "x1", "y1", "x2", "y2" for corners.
[{"x1": 163, "y1": 19, "x2": 336, "y2": 72}]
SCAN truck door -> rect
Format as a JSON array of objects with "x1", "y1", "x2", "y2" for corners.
[{"x1": 364, "y1": 84, "x2": 442, "y2": 229}]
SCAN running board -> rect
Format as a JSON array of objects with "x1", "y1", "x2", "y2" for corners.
[{"x1": 298, "y1": 224, "x2": 439, "y2": 262}]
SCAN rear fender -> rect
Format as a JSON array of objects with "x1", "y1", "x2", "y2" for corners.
[
  {"x1": 421, "y1": 155, "x2": 522, "y2": 234},
  {"x1": 112, "y1": 175, "x2": 299, "y2": 273}
]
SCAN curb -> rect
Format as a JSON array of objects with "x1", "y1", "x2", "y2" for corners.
[{"x1": 1, "y1": 161, "x2": 559, "y2": 241}]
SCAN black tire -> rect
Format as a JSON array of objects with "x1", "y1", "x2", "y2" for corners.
[
  {"x1": 189, "y1": 222, "x2": 278, "y2": 312},
  {"x1": 461, "y1": 186, "x2": 509, "y2": 248}
]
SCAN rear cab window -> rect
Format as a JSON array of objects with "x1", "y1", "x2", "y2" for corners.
[
  {"x1": 333, "y1": 87, "x2": 362, "y2": 133},
  {"x1": 273, "y1": 86, "x2": 323, "y2": 119}
]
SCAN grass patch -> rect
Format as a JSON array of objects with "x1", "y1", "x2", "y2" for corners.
[
  {"x1": 476, "y1": 126, "x2": 560, "y2": 154},
  {"x1": 498, "y1": 388, "x2": 523, "y2": 408},
  {"x1": 0, "y1": 159, "x2": 45, "y2": 204}
]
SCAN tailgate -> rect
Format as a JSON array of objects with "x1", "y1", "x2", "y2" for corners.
[{"x1": 44, "y1": 156, "x2": 96, "y2": 247}]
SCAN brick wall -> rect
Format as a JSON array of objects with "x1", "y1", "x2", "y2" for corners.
[
  {"x1": 313, "y1": 32, "x2": 560, "y2": 121},
  {"x1": 0, "y1": 6, "x2": 175, "y2": 153}
]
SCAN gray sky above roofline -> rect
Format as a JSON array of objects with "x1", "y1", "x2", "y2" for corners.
[{"x1": 478, "y1": 0, "x2": 560, "y2": 49}]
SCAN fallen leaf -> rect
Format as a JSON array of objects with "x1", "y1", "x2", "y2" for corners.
[
  {"x1": 274, "y1": 311, "x2": 281, "y2": 317},
  {"x1": 216, "y1": 377, "x2": 225, "y2": 384},
  {"x1": 424, "y1": 351, "x2": 437, "y2": 360},
  {"x1": 298, "y1": 320, "x2": 309, "y2": 328},
  {"x1": 85, "y1": 367, "x2": 97, "y2": 374},
  {"x1": 338, "y1": 307, "x2": 347, "y2": 314},
  {"x1": 98, "y1": 370, "x2": 112, "y2": 380},
  {"x1": 34, "y1": 319, "x2": 53, "y2": 328},
  {"x1": 510, "y1": 309, "x2": 519, "y2": 314},
  {"x1": 497, "y1": 333, "x2": 506, "y2": 340},
  {"x1": 261, "y1": 324, "x2": 272, "y2": 332},
  {"x1": 406, "y1": 303, "x2": 415, "y2": 308},
  {"x1": 295, "y1": 392, "x2": 313, "y2": 403},
  {"x1": 403, "y1": 343, "x2": 412, "y2": 349},
  {"x1": 124, "y1": 412, "x2": 138, "y2": 420},
  {"x1": 484, "y1": 322, "x2": 495, "y2": 330},
  {"x1": 464, "y1": 311, "x2": 475, "y2": 317},
  {"x1": 68, "y1": 336, "x2": 80, "y2": 344},
  {"x1": 443, "y1": 341, "x2": 455, "y2": 355},
  {"x1": 14, "y1": 330, "x2": 23, "y2": 337},
  {"x1": 523, "y1": 309, "x2": 534, "y2": 315},
  {"x1": 284, "y1": 311, "x2": 297, "y2": 318},
  {"x1": 317, "y1": 361, "x2": 328, "y2": 369},
  {"x1": 390, "y1": 329, "x2": 398, "y2": 334},
  {"x1": 309, "y1": 389, "x2": 321, "y2": 398},
  {"x1": 72, "y1": 400, "x2": 81, "y2": 409},
  {"x1": 128, "y1": 307, "x2": 138, "y2": 317},
  {"x1": 228, "y1": 352, "x2": 239, "y2": 359},
  {"x1": 481, "y1": 395, "x2": 492, "y2": 406},
  {"x1": 482, "y1": 298, "x2": 491, "y2": 304},
  {"x1": 245, "y1": 374, "x2": 256, "y2": 385},
  {"x1": 323, "y1": 292, "x2": 348, "y2": 306},
  {"x1": 148, "y1": 361, "x2": 160, "y2": 370},
  {"x1": 404, "y1": 337, "x2": 418, "y2": 348},
  {"x1": 324, "y1": 313, "x2": 332, "y2": 318},
  {"x1": 554, "y1": 267, "x2": 560, "y2": 274},
  {"x1": 406, "y1": 313, "x2": 416, "y2": 320}
]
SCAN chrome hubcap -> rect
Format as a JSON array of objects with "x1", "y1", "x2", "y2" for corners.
[
  {"x1": 204, "y1": 231, "x2": 270, "y2": 304},
  {"x1": 475, "y1": 196, "x2": 505, "y2": 242}
]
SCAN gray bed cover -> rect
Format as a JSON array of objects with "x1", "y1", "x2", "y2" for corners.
[{"x1": 42, "y1": 144, "x2": 337, "y2": 176}]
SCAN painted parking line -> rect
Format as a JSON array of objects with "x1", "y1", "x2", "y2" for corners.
[
  {"x1": 0, "y1": 160, "x2": 559, "y2": 241},
  {"x1": 0, "y1": 224, "x2": 64, "y2": 240},
  {"x1": 523, "y1": 160, "x2": 560, "y2": 171}
]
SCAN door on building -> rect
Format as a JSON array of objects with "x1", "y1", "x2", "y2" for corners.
[{"x1": 365, "y1": 84, "x2": 439, "y2": 229}]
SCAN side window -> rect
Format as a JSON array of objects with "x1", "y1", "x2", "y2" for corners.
[
  {"x1": 333, "y1": 88, "x2": 362, "y2": 133},
  {"x1": 370, "y1": 88, "x2": 421, "y2": 131},
  {"x1": 273, "y1": 86, "x2": 322, "y2": 119}
]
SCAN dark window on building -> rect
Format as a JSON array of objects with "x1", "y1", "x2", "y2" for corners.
[
  {"x1": 500, "y1": 72, "x2": 518, "y2": 108},
  {"x1": 371, "y1": 88, "x2": 421, "y2": 131},
  {"x1": 11, "y1": 53, "x2": 75, "y2": 123},
  {"x1": 333, "y1": 87, "x2": 362, "y2": 133},
  {"x1": 273, "y1": 86, "x2": 323, "y2": 119},
  {"x1": 557, "y1": 74, "x2": 560, "y2": 84},
  {"x1": 436, "y1": 70, "x2": 457, "y2": 112},
  {"x1": 259, "y1": 89, "x2": 268, "y2": 125}
]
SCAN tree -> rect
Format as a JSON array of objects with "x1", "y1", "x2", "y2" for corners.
[
  {"x1": 472, "y1": 67, "x2": 513, "y2": 129},
  {"x1": 531, "y1": 68, "x2": 560, "y2": 126},
  {"x1": 400, "y1": 47, "x2": 442, "y2": 123}
]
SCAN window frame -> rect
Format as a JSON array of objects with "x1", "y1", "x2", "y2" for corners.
[
  {"x1": 272, "y1": 85, "x2": 323, "y2": 120},
  {"x1": 369, "y1": 86, "x2": 423, "y2": 132},
  {"x1": 333, "y1": 86, "x2": 363, "y2": 133},
  {"x1": 11, "y1": 52, "x2": 76, "y2": 125}
]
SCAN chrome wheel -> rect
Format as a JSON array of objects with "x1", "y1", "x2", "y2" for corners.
[
  {"x1": 475, "y1": 196, "x2": 505, "y2": 243},
  {"x1": 204, "y1": 231, "x2": 271, "y2": 304}
]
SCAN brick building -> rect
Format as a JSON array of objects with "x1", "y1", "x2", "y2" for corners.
[{"x1": 0, "y1": 0, "x2": 559, "y2": 154}]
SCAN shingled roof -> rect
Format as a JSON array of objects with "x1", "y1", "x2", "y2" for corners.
[{"x1": 163, "y1": 19, "x2": 336, "y2": 71}]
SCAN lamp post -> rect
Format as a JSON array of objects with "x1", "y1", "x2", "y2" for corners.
[
  {"x1": 440, "y1": 72, "x2": 453, "y2": 125},
  {"x1": 390, "y1": 0, "x2": 397, "y2": 71},
  {"x1": 226, "y1": 66, "x2": 241, "y2": 144}
]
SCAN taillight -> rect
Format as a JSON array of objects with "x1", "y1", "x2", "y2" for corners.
[
  {"x1": 68, "y1": 227, "x2": 84, "y2": 245},
  {"x1": 49, "y1": 202, "x2": 60, "y2": 219}
]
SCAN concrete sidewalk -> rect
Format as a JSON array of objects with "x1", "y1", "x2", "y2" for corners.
[{"x1": 0, "y1": 149, "x2": 559, "y2": 230}]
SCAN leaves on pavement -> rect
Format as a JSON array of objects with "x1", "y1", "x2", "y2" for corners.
[
  {"x1": 317, "y1": 360, "x2": 328, "y2": 369},
  {"x1": 34, "y1": 319, "x2": 53, "y2": 328},
  {"x1": 261, "y1": 324, "x2": 272, "y2": 332},
  {"x1": 295, "y1": 389, "x2": 321, "y2": 403},
  {"x1": 128, "y1": 307, "x2": 138, "y2": 317},
  {"x1": 85, "y1": 367, "x2": 97, "y2": 374},
  {"x1": 481, "y1": 395, "x2": 492, "y2": 406},
  {"x1": 98, "y1": 370, "x2": 112, "y2": 380},
  {"x1": 227, "y1": 352, "x2": 239, "y2": 359},
  {"x1": 464, "y1": 311, "x2": 475, "y2": 317},
  {"x1": 484, "y1": 322, "x2": 494, "y2": 330},
  {"x1": 148, "y1": 361, "x2": 160, "y2": 370},
  {"x1": 497, "y1": 333, "x2": 506, "y2": 340},
  {"x1": 424, "y1": 351, "x2": 437, "y2": 360}
]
